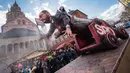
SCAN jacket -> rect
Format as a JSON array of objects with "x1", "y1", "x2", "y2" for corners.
[{"x1": 46, "y1": 10, "x2": 71, "y2": 38}]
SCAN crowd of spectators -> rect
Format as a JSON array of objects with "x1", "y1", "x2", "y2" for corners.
[{"x1": 10, "y1": 44, "x2": 78, "y2": 73}]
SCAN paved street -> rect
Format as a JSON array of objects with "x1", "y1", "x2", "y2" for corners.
[
  {"x1": 56, "y1": 37, "x2": 130, "y2": 73},
  {"x1": 125, "y1": 28, "x2": 130, "y2": 35}
]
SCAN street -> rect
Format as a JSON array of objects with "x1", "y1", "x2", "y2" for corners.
[{"x1": 125, "y1": 28, "x2": 130, "y2": 35}]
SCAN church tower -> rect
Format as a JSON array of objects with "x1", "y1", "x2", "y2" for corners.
[
  {"x1": 2, "y1": 1, "x2": 37, "y2": 33},
  {"x1": 6, "y1": 1, "x2": 25, "y2": 22}
]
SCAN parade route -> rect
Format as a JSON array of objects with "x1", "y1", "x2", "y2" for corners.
[{"x1": 56, "y1": 38, "x2": 130, "y2": 73}]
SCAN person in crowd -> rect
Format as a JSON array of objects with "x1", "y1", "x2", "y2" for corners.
[
  {"x1": 49, "y1": 51, "x2": 60, "y2": 73},
  {"x1": 41, "y1": 55, "x2": 51, "y2": 73},
  {"x1": 23, "y1": 68, "x2": 30, "y2": 73},
  {"x1": 46, "y1": 54, "x2": 54, "y2": 73},
  {"x1": 47, "y1": 55, "x2": 53, "y2": 62},
  {"x1": 33, "y1": 58, "x2": 38, "y2": 66},
  {"x1": 46, "y1": 57, "x2": 51, "y2": 73},
  {"x1": 10, "y1": 64, "x2": 16, "y2": 73},
  {"x1": 43, "y1": 57, "x2": 50, "y2": 73},
  {"x1": 69, "y1": 47, "x2": 78, "y2": 60},
  {"x1": 63, "y1": 48, "x2": 70, "y2": 64},
  {"x1": 30, "y1": 65, "x2": 36, "y2": 73},
  {"x1": 58, "y1": 49, "x2": 66, "y2": 67},
  {"x1": 10, "y1": 45, "x2": 79, "y2": 73},
  {"x1": 19, "y1": 68, "x2": 24, "y2": 73},
  {"x1": 27, "y1": 66, "x2": 31, "y2": 73},
  {"x1": 35, "y1": 59, "x2": 43, "y2": 73}
]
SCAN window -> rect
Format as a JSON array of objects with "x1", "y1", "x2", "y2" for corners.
[
  {"x1": 1, "y1": 45, "x2": 6, "y2": 50},
  {"x1": 7, "y1": 44, "x2": 13, "y2": 53},
  {"x1": 0, "y1": 45, "x2": 6, "y2": 56},
  {"x1": 34, "y1": 40, "x2": 37, "y2": 47},
  {"x1": 14, "y1": 43, "x2": 19, "y2": 53},
  {"x1": 30, "y1": 41, "x2": 34, "y2": 49},
  {"x1": 22, "y1": 20, "x2": 26, "y2": 24},
  {"x1": 25, "y1": 42, "x2": 29, "y2": 48},
  {"x1": 18, "y1": 19, "x2": 21, "y2": 24},
  {"x1": 34, "y1": 40, "x2": 39, "y2": 50},
  {"x1": 39, "y1": 41, "x2": 43, "y2": 48},
  {"x1": 20, "y1": 42, "x2": 24, "y2": 49}
]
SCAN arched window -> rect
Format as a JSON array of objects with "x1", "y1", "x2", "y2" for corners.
[
  {"x1": 17, "y1": 19, "x2": 21, "y2": 24},
  {"x1": 30, "y1": 41, "x2": 34, "y2": 50},
  {"x1": 7, "y1": 44, "x2": 13, "y2": 54},
  {"x1": 20, "y1": 42, "x2": 24, "y2": 49},
  {"x1": 14, "y1": 43, "x2": 19, "y2": 53},
  {"x1": 0, "y1": 45, "x2": 6, "y2": 57},
  {"x1": 25, "y1": 42, "x2": 29, "y2": 48},
  {"x1": 22, "y1": 20, "x2": 26, "y2": 24},
  {"x1": 39, "y1": 41, "x2": 44, "y2": 48},
  {"x1": 34, "y1": 40, "x2": 38, "y2": 50}
]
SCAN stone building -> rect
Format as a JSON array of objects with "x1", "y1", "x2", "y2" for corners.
[
  {"x1": 69, "y1": 9, "x2": 88, "y2": 19},
  {"x1": 0, "y1": 1, "x2": 48, "y2": 73}
]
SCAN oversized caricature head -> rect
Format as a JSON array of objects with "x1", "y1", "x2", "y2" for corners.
[{"x1": 39, "y1": 10, "x2": 51, "y2": 23}]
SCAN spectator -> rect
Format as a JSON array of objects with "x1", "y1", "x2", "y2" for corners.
[
  {"x1": 58, "y1": 49, "x2": 66, "y2": 67},
  {"x1": 70, "y1": 47, "x2": 78, "y2": 60},
  {"x1": 27, "y1": 66, "x2": 31, "y2": 73},
  {"x1": 23, "y1": 68, "x2": 30, "y2": 73},
  {"x1": 35, "y1": 59, "x2": 43, "y2": 73},
  {"x1": 46, "y1": 58, "x2": 51, "y2": 73},
  {"x1": 10, "y1": 45, "x2": 78, "y2": 73},
  {"x1": 50, "y1": 51, "x2": 60, "y2": 73},
  {"x1": 31, "y1": 65, "x2": 36, "y2": 73},
  {"x1": 64, "y1": 49, "x2": 70, "y2": 64},
  {"x1": 42, "y1": 57, "x2": 50, "y2": 73}
]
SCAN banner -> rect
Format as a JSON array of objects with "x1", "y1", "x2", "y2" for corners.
[{"x1": 119, "y1": 0, "x2": 130, "y2": 7}]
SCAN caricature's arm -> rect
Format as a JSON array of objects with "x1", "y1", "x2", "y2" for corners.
[{"x1": 46, "y1": 23, "x2": 56, "y2": 38}]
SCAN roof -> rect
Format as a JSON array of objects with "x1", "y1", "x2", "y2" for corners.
[
  {"x1": 68, "y1": 9, "x2": 88, "y2": 16},
  {"x1": 68, "y1": 10, "x2": 75, "y2": 15},
  {"x1": 8, "y1": 50, "x2": 49, "y2": 67},
  {"x1": 25, "y1": 51, "x2": 48, "y2": 60},
  {"x1": 0, "y1": 28, "x2": 39, "y2": 39}
]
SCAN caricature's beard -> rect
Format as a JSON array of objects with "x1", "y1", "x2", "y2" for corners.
[{"x1": 44, "y1": 16, "x2": 51, "y2": 23}]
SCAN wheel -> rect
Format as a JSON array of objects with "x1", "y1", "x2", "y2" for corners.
[
  {"x1": 117, "y1": 27, "x2": 129, "y2": 40},
  {"x1": 103, "y1": 33, "x2": 118, "y2": 48}
]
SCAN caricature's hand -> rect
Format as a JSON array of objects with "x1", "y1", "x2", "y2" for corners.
[{"x1": 64, "y1": 27, "x2": 72, "y2": 36}]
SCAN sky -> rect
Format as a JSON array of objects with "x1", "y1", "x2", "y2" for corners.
[{"x1": 0, "y1": 0, "x2": 120, "y2": 32}]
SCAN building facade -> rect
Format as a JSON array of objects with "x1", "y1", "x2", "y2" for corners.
[
  {"x1": 0, "y1": 1, "x2": 48, "y2": 73},
  {"x1": 2, "y1": 1, "x2": 37, "y2": 33}
]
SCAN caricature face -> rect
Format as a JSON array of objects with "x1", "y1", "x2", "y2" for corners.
[{"x1": 39, "y1": 12, "x2": 47, "y2": 21}]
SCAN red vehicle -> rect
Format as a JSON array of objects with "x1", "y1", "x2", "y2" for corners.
[
  {"x1": 69, "y1": 18, "x2": 129, "y2": 53},
  {"x1": 36, "y1": 16, "x2": 129, "y2": 54}
]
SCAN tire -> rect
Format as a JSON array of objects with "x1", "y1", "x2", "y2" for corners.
[
  {"x1": 103, "y1": 33, "x2": 118, "y2": 48},
  {"x1": 117, "y1": 27, "x2": 129, "y2": 40}
]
